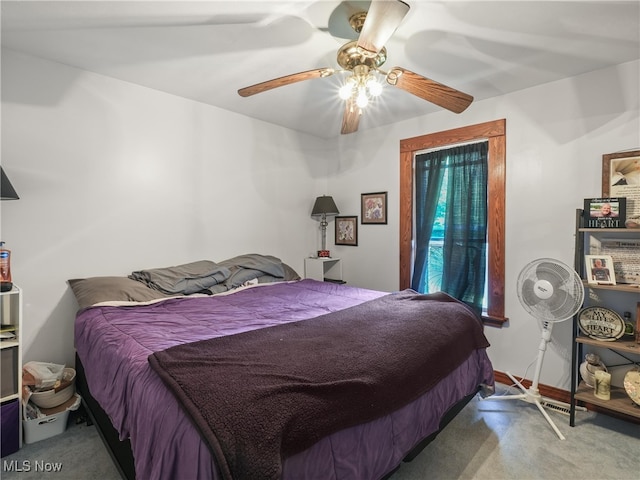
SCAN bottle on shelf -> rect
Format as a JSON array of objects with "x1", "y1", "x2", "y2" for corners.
[{"x1": 0, "y1": 241, "x2": 13, "y2": 292}]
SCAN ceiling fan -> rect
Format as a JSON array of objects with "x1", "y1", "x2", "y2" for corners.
[{"x1": 237, "y1": 0, "x2": 473, "y2": 135}]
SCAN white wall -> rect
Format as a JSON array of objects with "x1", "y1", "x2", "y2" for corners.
[
  {"x1": 326, "y1": 60, "x2": 640, "y2": 389},
  {"x1": 2, "y1": 48, "x2": 638, "y2": 391},
  {"x1": 0, "y1": 49, "x2": 335, "y2": 367}
]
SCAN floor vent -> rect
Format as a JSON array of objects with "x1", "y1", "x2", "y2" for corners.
[{"x1": 541, "y1": 401, "x2": 571, "y2": 416}]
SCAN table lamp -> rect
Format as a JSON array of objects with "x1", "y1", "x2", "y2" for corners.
[
  {"x1": 1, "y1": 168, "x2": 19, "y2": 200},
  {"x1": 311, "y1": 195, "x2": 339, "y2": 258}
]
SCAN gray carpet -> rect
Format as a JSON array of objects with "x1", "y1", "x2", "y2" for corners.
[{"x1": 2, "y1": 383, "x2": 638, "y2": 479}]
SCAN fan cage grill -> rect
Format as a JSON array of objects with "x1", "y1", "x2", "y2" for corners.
[{"x1": 517, "y1": 258, "x2": 584, "y2": 323}]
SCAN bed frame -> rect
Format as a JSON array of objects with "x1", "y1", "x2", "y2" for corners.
[
  {"x1": 76, "y1": 353, "x2": 135, "y2": 480},
  {"x1": 76, "y1": 352, "x2": 479, "y2": 480}
]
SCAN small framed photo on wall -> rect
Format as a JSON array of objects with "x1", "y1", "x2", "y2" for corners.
[
  {"x1": 335, "y1": 216, "x2": 358, "y2": 246},
  {"x1": 361, "y1": 192, "x2": 387, "y2": 225}
]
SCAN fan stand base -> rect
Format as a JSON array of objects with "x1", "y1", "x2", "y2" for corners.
[{"x1": 484, "y1": 371, "x2": 586, "y2": 440}]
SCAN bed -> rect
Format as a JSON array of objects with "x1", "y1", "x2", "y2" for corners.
[{"x1": 71, "y1": 254, "x2": 494, "y2": 480}]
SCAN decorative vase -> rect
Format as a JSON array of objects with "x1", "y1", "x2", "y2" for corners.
[
  {"x1": 579, "y1": 353, "x2": 607, "y2": 388},
  {"x1": 594, "y1": 370, "x2": 611, "y2": 400}
]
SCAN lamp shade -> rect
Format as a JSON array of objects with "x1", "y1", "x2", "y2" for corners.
[
  {"x1": 1, "y1": 168, "x2": 19, "y2": 200},
  {"x1": 311, "y1": 196, "x2": 339, "y2": 216}
]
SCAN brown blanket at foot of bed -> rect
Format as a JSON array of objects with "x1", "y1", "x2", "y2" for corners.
[{"x1": 149, "y1": 290, "x2": 490, "y2": 480}]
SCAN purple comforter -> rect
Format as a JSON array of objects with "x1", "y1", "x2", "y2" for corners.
[{"x1": 75, "y1": 280, "x2": 494, "y2": 480}]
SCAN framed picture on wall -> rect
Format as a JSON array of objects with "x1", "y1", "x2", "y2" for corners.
[
  {"x1": 335, "y1": 216, "x2": 358, "y2": 246},
  {"x1": 361, "y1": 192, "x2": 387, "y2": 225},
  {"x1": 602, "y1": 150, "x2": 640, "y2": 227}
]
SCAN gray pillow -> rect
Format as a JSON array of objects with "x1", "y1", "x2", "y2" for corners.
[{"x1": 68, "y1": 276, "x2": 170, "y2": 310}]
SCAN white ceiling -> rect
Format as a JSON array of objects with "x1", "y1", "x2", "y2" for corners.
[{"x1": 2, "y1": 1, "x2": 639, "y2": 139}]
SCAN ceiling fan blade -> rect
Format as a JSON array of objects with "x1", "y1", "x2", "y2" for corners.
[
  {"x1": 238, "y1": 68, "x2": 334, "y2": 97},
  {"x1": 356, "y1": 0, "x2": 410, "y2": 55},
  {"x1": 386, "y1": 67, "x2": 473, "y2": 113},
  {"x1": 341, "y1": 97, "x2": 361, "y2": 134}
]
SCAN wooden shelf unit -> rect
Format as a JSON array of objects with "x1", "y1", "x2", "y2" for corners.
[
  {"x1": 570, "y1": 210, "x2": 640, "y2": 426},
  {"x1": 576, "y1": 336, "x2": 640, "y2": 356},
  {"x1": 582, "y1": 281, "x2": 640, "y2": 294},
  {"x1": 574, "y1": 382, "x2": 640, "y2": 420}
]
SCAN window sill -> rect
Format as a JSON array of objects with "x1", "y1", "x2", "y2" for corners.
[{"x1": 482, "y1": 315, "x2": 508, "y2": 328}]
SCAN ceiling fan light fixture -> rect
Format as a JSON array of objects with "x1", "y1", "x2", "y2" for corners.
[
  {"x1": 238, "y1": 0, "x2": 473, "y2": 135},
  {"x1": 339, "y1": 68, "x2": 384, "y2": 107},
  {"x1": 356, "y1": 88, "x2": 369, "y2": 108},
  {"x1": 338, "y1": 83, "x2": 354, "y2": 100},
  {"x1": 366, "y1": 77, "x2": 383, "y2": 96}
]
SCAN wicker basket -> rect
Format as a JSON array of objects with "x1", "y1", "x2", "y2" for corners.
[{"x1": 29, "y1": 368, "x2": 76, "y2": 409}]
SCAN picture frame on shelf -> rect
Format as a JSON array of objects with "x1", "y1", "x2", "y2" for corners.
[
  {"x1": 361, "y1": 192, "x2": 387, "y2": 225},
  {"x1": 636, "y1": 302, "x2": 640, "y2": 344},
  {"x1": 602, "y1": 150, "x2": 640, "y2": 228},
  {"x1": 584, "y1": 255, "x2": 616, "y2": 285},
  {"x1": 335, "y1": 216, "x2": 358, "y2": 246},
  {"x1": 583, "y1": 197, "x2": 626, "y2": 229},
  {"x1": 589, "y1": 237, "x2": 640, "y2": 285}
]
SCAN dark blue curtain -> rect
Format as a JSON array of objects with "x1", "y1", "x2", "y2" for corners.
[
  {"x1": 412, "y1": 142, "x2": 488, "y2": 312},
  {"x1": 411, "y1": 151, "x2": 445, "y2": 293}
]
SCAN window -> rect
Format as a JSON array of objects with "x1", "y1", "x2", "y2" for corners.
[
  {"x1": 399, "y1": 119, "x2": 507, "y2": 326},
  {"x1": 413, "y1": 141, "x2": 488, "y2": 313}
]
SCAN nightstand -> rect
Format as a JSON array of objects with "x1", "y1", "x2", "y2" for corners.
[{"x1": 304, "y1": 258, "x2": 344, "y2": 283}]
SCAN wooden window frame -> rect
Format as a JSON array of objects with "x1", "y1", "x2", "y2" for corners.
[{"x1": 399, "y1": 119, "x2": 507, "y2": 326}]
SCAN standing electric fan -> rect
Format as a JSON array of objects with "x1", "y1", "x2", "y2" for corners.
[{"x1": 486, "y1": 258, "x2": 585, "y2": 440}]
